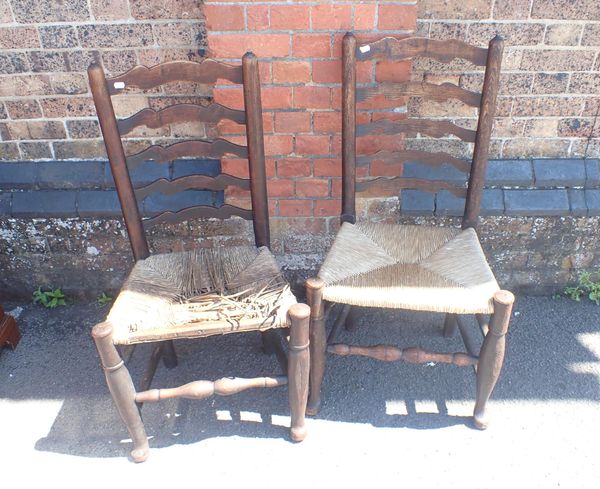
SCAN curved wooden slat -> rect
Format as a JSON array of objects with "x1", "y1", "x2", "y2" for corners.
[
  {"x1": 357, "y1": 82, "x2": 482, "y2": 107},
  {"x1": 357, "y1": 119, "x2": 477, "y2": 142},
  {"x1": 117, "y1": 103, "x2": 246, "y2": 135},
  {"x1": 357, "y1": 150, "x2": 470, "y2": 172},
  {"x1": 135, "y1": 174, "x2": 250, "y2": 200},
  {"x1": 356, "y1": 37, "x2": 488, "y2": 66},
  {"x1": 356, "y1": 176, "x2": 467, "y2": 197},
  {"x1": 127, "y1": 139, "x2": 248, "y2": 169},
  {"x1": 107, "y1": 60, "x2": 243, "y2": 94},
  {"x1": 143, "y1": 204, "x2": 253, "y2": 228}
]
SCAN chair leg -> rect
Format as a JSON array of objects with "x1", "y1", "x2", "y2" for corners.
[
  {"x1": 344, "y1": 305, "x2": 358, "y2": 332},
  {"x1": 306, "y1": 277, "x2": 326, "y2": 416},
  {"x1": 473, "y1": 291, "x2": 514, "y2": 430},
  {"x1": 92, "y1": 322, "x2": 150, "y2": 463},
  {"x1": 287, "y1": 304, "x2": 310, "y2": 442},
  {"x1": 161, "y1": 340, "x2": 178, "y2": 369},
  {"x1": 443, "y1": 313, "x2": 458, "y2": 338}
]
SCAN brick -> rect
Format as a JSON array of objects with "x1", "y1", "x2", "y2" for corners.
[
  {"x1": 278, "y1": 199, "x2": 312, "y2": 217},
  {"x1": 37, "y1": 161, "x2": 105, "y2": 189},
  {"x1": 467, "y1": 23, "x2": 545, "y2": 46},
  {"x1": 312, "y1": 59, "x2": 341, "y2": 84},
  {"x1": 493, "y1": 0, "x2": 531, "y2": 19},
  {"x1": 264, "y1": 135, "x2": 293, "y2": 156},
  {"x1": 267, "y1": 179, "x2": 295, "y2": 198},
  {"x1": 533, "y1": 73, "x2": 569, "y2": 94},
  {"x1": 314, "y1": 199, "x2": 341, "y2": 217},
  {"x1": 0, "y1": 162, "x2": 37, "y2": 188},
  {"x1": 531, "y1": 1, "x2": 600, "y2": 20},
  {"x1": 486, "y1": 159, "x2": 534, "y2": 186},
  {"x1": 274, "y1": 112, "x2": 310, "y2": 133},
  {"x1": 378, "y1": 5, "x2": 417, "y2": 31},
  {"x1": 544, "y1": 24, "x2": 582, "y2": 46},
  {"x1": 12, "y1": 0, "x2": 89, "y2": 23},
  {"x1": 401, "y1": 190, "x2": 434, "y2": 215},
  {"x1": 28, "y1": 51, "x2": 67, "y2": 73},
  {"x1": 418, "y1": 0, "x2": 490, "y2": 19},
  {"x1": 204, "y1": 5, "x2": 244, "y2": 31},
  {"x1": 311, "y1": 5, "x2": 352, "y2": 30},
  {"x1": 0, "y1": 1, "x2": 13, "y2": 22},
  {"x1": 533, "y1": 159, "x2": 586, "y2": 186},
  {"x1": 428, "y1": 21, "x2": 469, "y2": 41},
  {"x1": 222, "y1": 159, "x2": 249, "y2": 178},
  {"x1": 65, "y1": 120, "x2": 100, "y2": 139},
  {"x1": 63, "y1": 50, "x2": 101, "y2": 72},
  {"x1": 569, "y1": 73, "x2": 600, "y2": 95},
  {"x1": 292, "y1": 34, "x2": 331, "y2": 58},
  {"x1": 271, "y1": 5, "x2": 310, "y2": 30},
  {"x1": 314, "y1": 158, "x2": 341, "y2": 177},
  {"x1": 5, "y1": 100, "x2": 42, "y2": 119},
  {"x1": 568, "y1": 189, "x2": 587, "y2": 216},
  {"x1": 277, "y1": 159, "x2": 311, "y2": 177},
  {"x1": 260, "y1": 87, "x2": 292, "y2": 110},
  {"x1": 581, "y1": 24, "x2": 600, "y2": 46},
  {"x1": 511, "y1": 97, "x2": 585, "y2": 117},
  {"x1": 296, "y1": 179, "x2": 329, "y2": 198},
  {"x1": 209, "y1": 34, "x2": 290, "y2": 58},
  {"x1": 272, "y1": 61, "x2": 311, "y2": 84},
  {"x1": 294, "y1": 87, "x2": 331, "y2": 109},
  {"x1": 39, "y1": 26, "x2": 79, "y2": 49},
  {"x1": 77, "y1": 190, "x2": 122, "y2": 217},
  {"x1": 247, "y1": 6, "x2": 269, "y2": 31},
  {"x1": 90, "y1": 0, "x2": 130, "y2": 20},
  {"x1": 12, "y1": 190, "x2": 78, "y2": 218},
  {"x1": 585, "y1": 159, "x2": 600, "y2": 187},
  {"x1": 153, "y1": 23, "x2": 194, "y2": 46},
  {"x1": 375, "y1": 60, "x2": 411, "y2": 83},
  {"x1": 0, "y1": 103, "x2": 5, "y2": 120},
  {"x1": 0, "y1": 53, "x2": 30, "y2": 75},
  {"x1": 0, "y1": 27, "x2": 39, "y2": 49},
  {"x1": 505, "y1": 189, "x2": 569, "y2": 216},
  {"x1": 19, "y1": 142, "x2": 52, "y2": 160},
  {"x1": 295, "y1": 135, "x2": 330, "y2": 156},
  {"x1": 53, "y1": 140, "x2": 107, "y2": 159},
  {"x1": 41, "y1": 97, "x2": 96, "y2": 118},
  {"x1": 0, "y1": 143, "x2": 20, "y2": 160},
  {"x1": 314, "y1": 112, "x2": 341, "y2": 133},
  {"x1": 0, "y1": 121, "x2": 66, "y2": 141},
  {"x1": 436, "y1": 191, "x2": 465, "y2": 217},
  {"x1": 586, "y1": 189, "x2": 600, "y2": 216},
  {"x1": 130, "y1": 0, "x2": 202, "y2": 19},
  {"x1": 354, "y1": 4, "x2": 376, "y2": 30},
  {"x1": 481, "y1": 189, "x2": 505, "y2": 216},
  {"x1": 520, "y1": 50, "x2": 595, "y2": 71},
  {"x1": 78, "y1": 24, "x2": 154, "y2": 48},
  {"x1": 503, "y1": 139, "x2": 571, "y2": 159},
  {"x1": 558, "y1": 119, "x2": 599, "y2": 138}
]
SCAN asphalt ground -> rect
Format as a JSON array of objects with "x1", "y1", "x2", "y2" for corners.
[{"x1": 1, "y1": 295, "x2": 599, "y2": 488}]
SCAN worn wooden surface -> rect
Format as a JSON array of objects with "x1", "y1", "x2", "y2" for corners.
[
  {"x1": 143, "y1": 204, "x2": 253, "y2": 228},
  {"x1": 357, "y1": 118, "x2": 477, "y2": 142},
  {"x1": 357, "y1": 150, "x2": 470, "y2": 172},
  {"x1": 356, "y1": 176, "x2": 467, "y2": 197},
  {"x1": 342, "y1": 32, "x2": 357, "y2": 224},
  {"x1": 357, "y1": 81, "x2": 481, "y2": 107},
  {"x1": 306, "y1": 277, "x2": 326, "y2": 416},
  {"x1": 0, "y1": 305, "x2": 20, "y2": 351},
  {"x1": 134, "y1": 174, "x2": 250, "y2": 200}
]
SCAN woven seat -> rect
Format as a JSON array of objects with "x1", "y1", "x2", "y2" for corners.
[
  {"x1": 108, "y1": 246, "x2": 296, "y2": 345},
  {"x1": 318, "y1": 222, "x2": 499, "y2": 314}
]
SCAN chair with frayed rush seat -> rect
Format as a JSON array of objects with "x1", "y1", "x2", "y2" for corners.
[
  {"x1": 306, "y1": 33, "x2": 514, "y2": 429},
  {"x1": 88, "y1": 54, "x2": 309, "y2": 462}
]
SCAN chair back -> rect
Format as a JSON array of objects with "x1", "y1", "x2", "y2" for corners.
[
  {"x1": 88, "y1": 54, "x2": 268, "y2": 261},
  {"x1": 341, "y1": 33, "x2": 503, "y2": 229}
]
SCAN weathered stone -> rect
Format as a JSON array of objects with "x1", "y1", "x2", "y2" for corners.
[
  {"x1": 533, "y1": 159, "x2": 586, "y2": 186},
  {"x1": 18, "y1": 142, "x2": 53, "y2": 160},
  {"x1": 486, "y1": 159, "x2": 534, "y2": 186},
  {"x1": 505, "y1": 189, "x2": 570, "y2": 216},
  {"x1": 12, "y1": 190, "x2": 78, "y2": 217},
  {"x1": 11, "y1": 0, "x2": 90, "y2": 23},
  {"x1": 39, "y1": 26, "x2": 79, "y2": 49},
  {"x1": 544, "y1": 24, "x2": 582, "y2": 46}
]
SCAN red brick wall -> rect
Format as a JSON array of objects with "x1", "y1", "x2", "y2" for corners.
[{"x1": 205, "y1": 1, "x2": 417, "y2": 231}]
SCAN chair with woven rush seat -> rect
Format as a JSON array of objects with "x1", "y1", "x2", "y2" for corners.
[
  {"x1": 306, "y1": 33, "x2": 514, "y2": 429},
  {"x1": 88, "y1": 54, "x2": 310, "y2": 462}
]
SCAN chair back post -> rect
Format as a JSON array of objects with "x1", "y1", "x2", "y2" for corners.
[
  {"x1": 463, "y1": 35, "x2": 504, "y2": 230},
  {"x1": 242, "y1": 52, "x2": 270, "y2": 248},
  {"x1": 341, "y1": 32, "x2": 357, "y2": 224},
  {"x1": 88, "y1": 63, "x2": 150, "y2": 261}
]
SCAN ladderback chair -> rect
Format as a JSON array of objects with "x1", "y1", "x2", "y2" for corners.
[
  {"x1": 306, "y1": 33, "x2": 515, "y2": 429},
  {"x1": 88, "y1": 54, "x2": 309, "y2": 462}
]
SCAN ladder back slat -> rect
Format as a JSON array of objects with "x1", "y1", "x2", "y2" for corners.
[
  {"x1": 135, "y1": 174, "x2": 251, "y2": 200},
  {"x1": 356, "y1": 150, "x2": 470, "y2": 173},
  {"x1": 356, "y1": 177, "x2": 467, "y2": 198},
  {"x1": 143, "y1": 204, "x2": 253, "y2": 228},
  {"x1": 357, "y1": 82, "x2": 482, "y2": 107},
  {"x1": 357, "y1": 119, "x2": 477, "y2": 143}
]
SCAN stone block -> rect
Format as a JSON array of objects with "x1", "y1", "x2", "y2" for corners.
[
  {"x1": 77, "y1": 190, "x2": 122, "y2": 217},
  {"x1": 400, "y1": 189, "x2": 434, "y2": 215},
  {"x1": 568, "y1": 189, "x2": 587, "y2": 216},
  {"x1": 12, "y1": 190, "x2": 77, "y2": 217},
  {"x1": 533, "y1": 159, "x2": 586, "y2": 186},
  {"x1": 436, "y1": 191, "x2": 465, "y2": 217},
  {"x1": 37, "y1": 161, "x2": 105, "y2": 189},
  {"x1": 486, "y1": 159, "x2": 534, "y2": 186},
  {"x1": 505, "y1": 189, "x2": 570, "y2": 216}
]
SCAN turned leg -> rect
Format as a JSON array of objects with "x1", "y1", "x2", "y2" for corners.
[
  {"x1": 473, "y1": 290, "x2": 514, "y2": 430},
  {"x1": 443, "y1": 313, "x2": 458, "y2": 338},
  {"x1": 306, "y1": 277, "x2": 326, "y2": 416},
  {"x1": 344, "y1": 306, "x2": 358, "y2": 332},
  {"x1": 327, "y1": 303, "x2": 350, "y2": 343},
  {"x1": 161, "y1": 340, "x2": 178, "y2": 369},
  {"x1": 92, "y1": 322, "x2": 149, "y2": 462},
  {"x1": 287, "y1": 303, "x2": 310, "y2": 442}
]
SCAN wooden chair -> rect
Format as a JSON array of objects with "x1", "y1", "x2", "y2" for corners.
[
  {"x1": 88, "y1": 54, "x2": 309, "y2": 462},
  {"x1": 306, "y1": 33, "x2": 514, "y2": 429}
]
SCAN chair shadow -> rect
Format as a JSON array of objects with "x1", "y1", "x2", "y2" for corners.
[{"x1": 1, "y1": 295, "x2": 599, "y2": 459}]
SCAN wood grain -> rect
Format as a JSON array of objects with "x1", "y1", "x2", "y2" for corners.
[
  {"x1": 357, "y1": 149, "x2": 470, "y2": 172},
  {"x1": 357, "y1": 118, "x2": 477, "y2": 142},
  {"x1": 135, "y1": 174, "x2": 250, "y2": 200},
  {"x1": 108, "y1": 60, "x2": 243, "y2": 94},
  {"x1": 126, "y1": 139, "x2": 248, "y2": 169},
  {"x1": 143, "y1": 204, "x2": 253, "y2": 228},
  {"x1": 356, "y1": 176, "x2": 467, "y2": 197},
  {"x1": 357, "y1": 81, "x2": 482, "y2": 107},
  {"x1": 356, "y1": 37, "x2": 488, "y2": 66},
  {"x1": 117, "y1": 103, "x2": 246, "y2": 135}
]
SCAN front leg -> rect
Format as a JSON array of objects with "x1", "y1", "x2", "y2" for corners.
[
  {"x1": 306, "y1": 277, "x2": 326, "y2": 416},
  {"x1": 287, "y1": 304, "x2": 310, "y2": 441}
]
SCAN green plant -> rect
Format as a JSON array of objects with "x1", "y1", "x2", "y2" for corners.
[
  {"x1": 97, "y1": 292, "x2": 113, "y2": 306},
  {"x1": 33, "y1": 287, "x2": 67, "y2": 308},
  {"x1": 564, "y1": 270, "x2": 600, "y2": 305}
]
